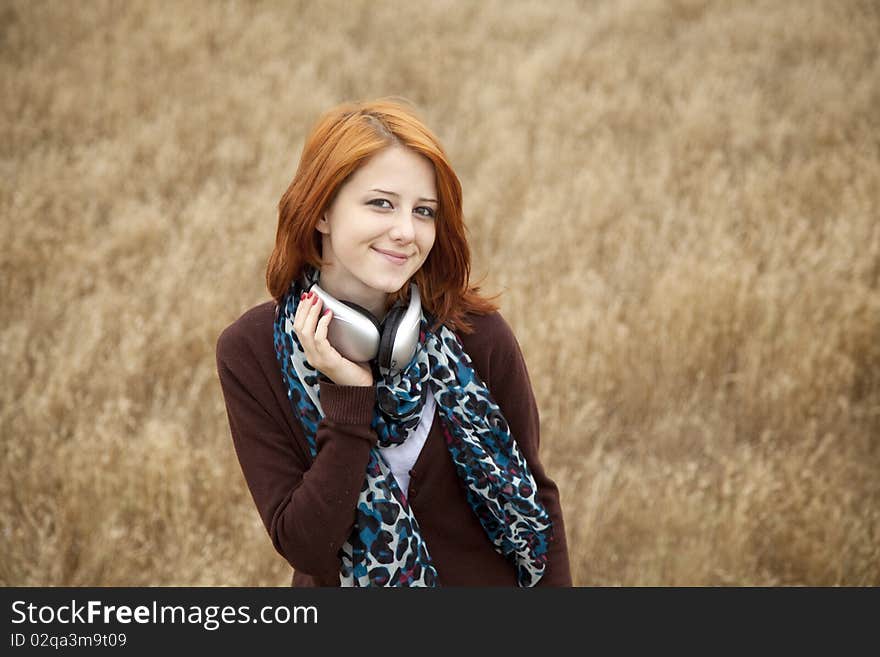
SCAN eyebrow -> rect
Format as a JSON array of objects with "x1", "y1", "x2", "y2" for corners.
[{"x1": 369, "y1": 188, "x2": 438, "y2": 204}]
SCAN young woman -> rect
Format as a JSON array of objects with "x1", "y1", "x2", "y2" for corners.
[{"x1": 216, "y1": 97, "x2": 572, "y2": 587}]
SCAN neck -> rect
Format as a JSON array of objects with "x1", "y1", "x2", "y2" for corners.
[{"x1": 316, "y1": 266, "x2": 388, "y2": 322}]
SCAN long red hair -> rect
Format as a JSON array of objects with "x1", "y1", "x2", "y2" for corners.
[{"x1": 266, "y1": 96, "x2": 499, "y2": 334}]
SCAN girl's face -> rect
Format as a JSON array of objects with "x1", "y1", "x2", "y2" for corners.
[{"x1": 317, "y1": 145, "x2": 438, "y2": 312}]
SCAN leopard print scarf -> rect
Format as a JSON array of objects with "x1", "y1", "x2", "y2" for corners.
[{"x1": 273, "y1": 276, "x2": 552, "y2": 586}]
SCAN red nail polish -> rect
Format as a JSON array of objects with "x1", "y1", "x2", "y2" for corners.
[
  {"x1": 311, "y1": 294, "x2": 318, "y2": 304},
  {"x1": 300, "y1": 292, "x2": 306, "y2": 300},
  {"x1": 322, "y1": 309, "x2": 330, "y2": 316}
]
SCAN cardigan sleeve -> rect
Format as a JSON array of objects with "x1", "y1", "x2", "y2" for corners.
[
  {"x1": 484, "y1": 313, "x2": 573, "y2": 587},
  {"x1": 216, "y1": 324, "x2": 377, "y2": 578}
]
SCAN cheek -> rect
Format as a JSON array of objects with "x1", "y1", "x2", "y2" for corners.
[
  {"x1": 420, "y1": 224, "x2": 437, "y2": 253},
  {"x1": 339, "y1": 218, "x2": 373, "y2": 249}
]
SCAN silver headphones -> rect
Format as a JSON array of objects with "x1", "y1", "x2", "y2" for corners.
[{"x1": 305, "y1": 274, "x2": 422, "y2": 374}]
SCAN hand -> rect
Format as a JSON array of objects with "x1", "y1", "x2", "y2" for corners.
[{"x1": 292, "y1": 291, "x2": 374, "y2": 387}]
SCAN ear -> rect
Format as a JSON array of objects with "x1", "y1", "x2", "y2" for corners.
[{"x1": 316, "y1": 210, "x2": 330, "y2": 234}]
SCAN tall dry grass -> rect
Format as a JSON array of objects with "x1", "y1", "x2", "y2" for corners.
[{"x1": 1, "y1": 0, "x2": 878, "y2": 586}]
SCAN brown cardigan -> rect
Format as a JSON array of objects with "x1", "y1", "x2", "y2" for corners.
[{"x1": 215, "y1": 300, "x2": 572, "y2": 586}]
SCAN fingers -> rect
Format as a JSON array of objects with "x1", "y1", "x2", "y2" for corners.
[
  {"x1": 292, "y1": 291, "x2": 335, "y2": 366},
  {"x1": 310, "y1": 304, "x2": 338, "y2": 363},
  {"x1": 315, "y1": 307, "x2": 332, "y2": 348},
  {"x1": 292, "y1": 292, "x2": 309, "y2": 338},
  {"x1": 296, "y1": 292, "x2": 321, "y2": 350},
  {"x1": 291, "y1": 292, "x2": 371, "y2": 386}
]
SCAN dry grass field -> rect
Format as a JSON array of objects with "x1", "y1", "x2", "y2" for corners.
[{"x1": 2, "y1": 0, "x2": 878, "y2": 586}]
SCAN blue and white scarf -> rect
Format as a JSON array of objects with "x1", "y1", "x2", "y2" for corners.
[{"x1": 273, "y1": 275, "x2": 552, "y2": 586}]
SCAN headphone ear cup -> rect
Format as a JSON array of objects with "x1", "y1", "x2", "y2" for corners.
[
  {"x1": 338, "y1": 300, "x2": 382, "y2": 333},
  {"x1": 378, "y1": 303, "x2": 408, "y2": 370},
  {"x1": 310, "y1": 282, "x2": 382, "y2": 362}
]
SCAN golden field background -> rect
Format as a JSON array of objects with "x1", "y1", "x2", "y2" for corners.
[{"x1": 2, "y1": 0, "x2": 878, "y2": 586}]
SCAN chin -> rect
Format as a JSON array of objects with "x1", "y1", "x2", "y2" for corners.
[
  {"x1": 373, "y1": 278, "x2": 409, "y2": 294},
  {"x1": 364, "y1": 272, "x2": 414, "y2": 294}
]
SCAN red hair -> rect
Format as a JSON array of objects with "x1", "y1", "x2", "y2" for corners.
[{"x1": 266, "y1": 96, "x2": 499, "y2": 334}]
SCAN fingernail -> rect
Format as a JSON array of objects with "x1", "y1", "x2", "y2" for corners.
[
  {"x1": 322, "y1": 309, "x2": 330, "y2": 316},
  {"x1": 311, "y1": 294, "x2": 318, "y2": 304},
  {"x1": 300, "y1": 292, "x2": 306, "y2": 300}
]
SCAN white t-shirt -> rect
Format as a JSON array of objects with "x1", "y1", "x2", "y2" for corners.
[{"x1": 377, "y1": 384, "x2": 435, "y2": 496}]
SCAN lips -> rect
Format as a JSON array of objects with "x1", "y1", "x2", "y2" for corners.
[{"x1": 372, "y1": 247, "x2": 410, "y2": 264}]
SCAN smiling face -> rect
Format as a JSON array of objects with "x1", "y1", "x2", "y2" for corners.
[{"x1": 316, "y1": 144, "x2": 438, "y2": 320}]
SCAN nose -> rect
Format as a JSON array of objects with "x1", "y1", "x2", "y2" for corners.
[{"x1": 388, "y1": 208, "x2": 416, "y2": 243}]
